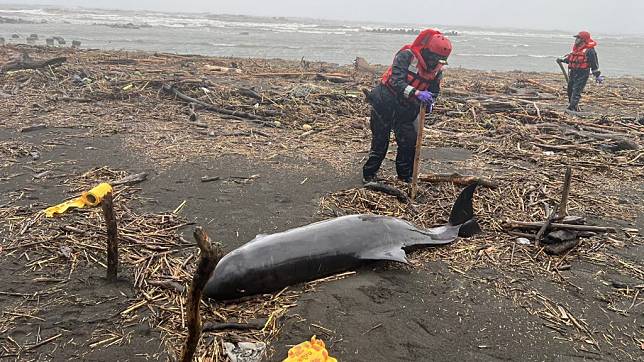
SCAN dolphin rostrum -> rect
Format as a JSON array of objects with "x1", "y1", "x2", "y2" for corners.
[{"x1": 204, "y1": 183, "x2": 480, "y2": 300}]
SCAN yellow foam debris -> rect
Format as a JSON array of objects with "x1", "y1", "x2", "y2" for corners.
[
  {"x1": 44, "y1": 183, "x2": 113, "y2": 217},
  {"x1": 283, "y1": 336, "x2": 337, "y2": 362}
]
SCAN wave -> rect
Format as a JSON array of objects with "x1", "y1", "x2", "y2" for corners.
[
  {"x1": 457, "y1": 53, "x2": 520, "y2": 57},
  {"x1": 457, "y1": 53, "x2": 558, "y2": 59},
  {"x1": 0, "y1": 8, "x2": 51, "y2": 15},
  {"x1": 233, "y1": 43, "x2": 302, "y2": 50},
  {"x1": 527, "y1": 54, "x2": 556, "y2": 58},
  {"x1": 0, "y1": 7, "x2": 345, "y2": 33},
  {"x1": 461, "y1": 30, "x2": 570, "y2": 39}
]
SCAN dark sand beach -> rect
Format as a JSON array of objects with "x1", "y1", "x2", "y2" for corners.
[{"x1": 0, "y1": 44, "x2": 642, "y2": 361}]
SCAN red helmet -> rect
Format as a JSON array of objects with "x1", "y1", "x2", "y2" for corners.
[
  {"x1": 427, "y1": 34, "x2": 452, "y2": 58},
  {"x1": 575, "y1": 31, "x2": 591, "y2": 41}
]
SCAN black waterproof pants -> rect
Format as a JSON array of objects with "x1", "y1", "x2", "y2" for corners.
[
  {"x1": 363, "y1": 85, "x2": 419, "y2": 182},
  {"x1": 567, "y1": 69, "x2": 590, "y2": 111}
]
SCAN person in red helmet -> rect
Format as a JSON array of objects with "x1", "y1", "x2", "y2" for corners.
[
  {"x1": 363, "y1": 29, "x2": 451, "y2": 183},
  {"x1": 557, "y1": 31, "x2": 603, "y2": 112}
]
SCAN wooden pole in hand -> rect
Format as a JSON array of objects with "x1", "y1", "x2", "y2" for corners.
[
  {"x1": 180, "y1": 227, "x2": 224, "y2": 362},
  {"x1": 556, "y1": 59, "x2": 569, "y2": 84},
  {"x1": 410, "y1": 105, "x2": 427, "y2": 200},
  {"x1": 101, "y1": 192, "x2": 118, "y2": 282}
]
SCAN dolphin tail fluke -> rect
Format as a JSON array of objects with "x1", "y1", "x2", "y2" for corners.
[
  {"x1": 457, "y1": 218, "x2": 481, "y2": 237},
  {"x1": 448, "y1": 183, "x2": 480, "y2": 235}
]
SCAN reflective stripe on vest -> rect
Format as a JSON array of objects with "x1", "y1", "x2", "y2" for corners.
[{"x1": 567, "y1": 48, "x2": 590, "y2": 70}]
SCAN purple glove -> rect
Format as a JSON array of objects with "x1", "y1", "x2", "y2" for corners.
[
  {"x1": 415, "y1": 90, "x2": 434, "y2": 104},
  {"x1": 595, "y1": 75, "x2": 605, "y2": 84}
]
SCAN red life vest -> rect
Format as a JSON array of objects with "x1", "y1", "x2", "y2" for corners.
[
  {"x1": 567, "y1": 48, "x2": 590, "y2": 69},
  {"x1": 381, "y1": 50, "x2": 443, "y2": 92},
  {"x1": 567, "y1": 40, "x2": 597, "y2": 70}
]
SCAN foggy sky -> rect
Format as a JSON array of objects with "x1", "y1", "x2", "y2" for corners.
[{"x1": 2, "y1": 0, "x2": 643, "y2": 34}]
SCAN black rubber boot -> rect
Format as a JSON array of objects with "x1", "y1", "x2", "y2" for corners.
[{"x1": 362, "y1": 174, "x2": 378, "y2": 184}]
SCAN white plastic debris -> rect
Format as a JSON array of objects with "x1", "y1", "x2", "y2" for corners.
[
  {"x1": 516, "y1": 237, "x2": 532, "y2": 245},
  {"x1": 224, "y1": 341, "x2": 266, "y2": 362}
]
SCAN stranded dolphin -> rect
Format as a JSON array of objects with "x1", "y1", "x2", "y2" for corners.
[{"x1": 204, "y1": 183, "x2": 480, "y2": 300}]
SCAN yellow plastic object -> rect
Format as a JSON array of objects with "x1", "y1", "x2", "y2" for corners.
[
  {"x1": 283, "y1": 336, "x2": 337, "y2": 362},
  {"x1": 44, "y1": 183, "x2": 113, "y2": 217}
]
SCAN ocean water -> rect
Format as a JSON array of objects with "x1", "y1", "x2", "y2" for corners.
[{"x1": 1, "y1": 5, "x2": 643, "y2": 76}]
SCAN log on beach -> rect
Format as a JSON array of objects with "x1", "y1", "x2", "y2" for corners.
[
  {"x1": 0, "y1": 55, "x2": 66, "y2": 73},
  {"x1": 504, "y1": 221, "x2": 616, "y2": 233}
]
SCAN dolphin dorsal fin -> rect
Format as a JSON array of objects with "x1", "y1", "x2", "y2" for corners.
[{"x1": 358, "y1": 246, "x2": 409, "y2": 264}]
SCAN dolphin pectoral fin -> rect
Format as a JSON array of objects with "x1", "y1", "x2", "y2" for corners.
[{"x1": 359, "y1": 247, "x2": 409, "y2": 264}]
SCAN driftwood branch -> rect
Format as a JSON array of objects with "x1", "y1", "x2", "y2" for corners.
[
  {"x1": 315, "y1": 73, "x2": 351, "y2": 83},
  {"x1": 1, "y1": 56, "x2": 66, "y2": 73},
  {"x1": 20, "y1": 124, "x2": 47, "y2": 133},
  {"x1": 353, "y1": 57, "x2": 380, "y2": 75},
  {"x1": 504, "y1": 221, "x2": 616, "y2": 233},
  {"x1": 202, "y1": 318, "x2": 267, "y2": 332},
  {"x1": 187, "y1": 102, "x2": 199, "y2": 122},
  {"x1": 237, "y1": 87, "x2": 262, "y2": 100},
  {"x1": 253, "y1": 71, "x2": 350, "y2": 78},
  {"x1": 148, "y1": 280, "x2": 185, "y2": 294},
  {"x1": 521, "y1": 78, "x2": 561, "y2": 94},
  {"x1": 418, "y1": 172, "x2": 498, "y2": 188},
  {"x1": 364, "y1": 182, "x2": 410, "y2": 203},
  {"x1": 565, "y1": 129, "x2": 640, "y2": 151},
  {"x1": 162, "y1": 84, "x2": 277, "y2": 127},
  {"x1": 180, "y1": 227, "x2": 224, "y2": 362},
  {"x1": 101, "y1": 192, "x2": 119, "y2": 282},
  {"x1": 112, "y1": 172, "x2": 148, "y2": 186}
]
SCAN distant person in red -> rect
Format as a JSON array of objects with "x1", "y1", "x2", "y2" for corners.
[
  {"x1": 363, "y1": 29, "x2": 452, "y2": 183},
  {"x1": 557, "y1": 31, "x2": 603, "y2": 112}
]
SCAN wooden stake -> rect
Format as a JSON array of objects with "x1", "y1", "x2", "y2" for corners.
[
  {"x1": 180, "y1": 227, "x2": 224, "y2": 362},
  {"x1": 101, "y1": 192, "x2": 118, "y2": 282},
  {"x1": 558, "y1": 167, "x2": 572, "y2": 217},
  {"x1": 410, "y1": 105, "x2": 427, "y2": 200},
  {"x1": 535, "y1": 204, "x2": 558, "y2": 247}
]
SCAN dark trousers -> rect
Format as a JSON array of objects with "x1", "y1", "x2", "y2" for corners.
[
  {"x1": 567, "y1": 69, "x2": 590, "y2": 111},
  {"x1": 363, "y1": 85, "x2": 419, "y2": 181}
]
